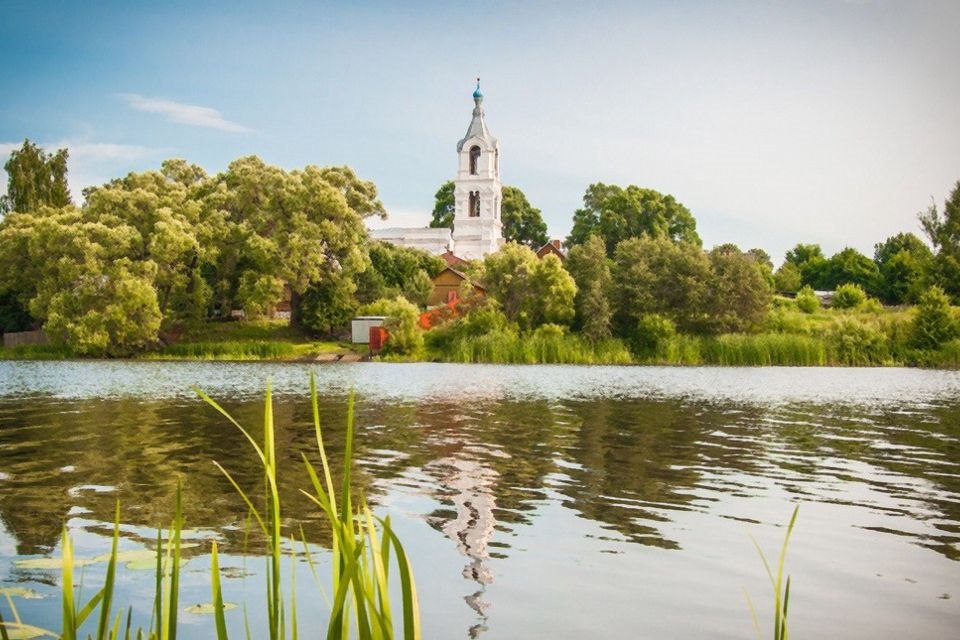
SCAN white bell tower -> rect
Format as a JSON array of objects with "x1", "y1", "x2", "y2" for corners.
[{"x1": 451, "y1": 79, "x2": 504, "y2": 260}]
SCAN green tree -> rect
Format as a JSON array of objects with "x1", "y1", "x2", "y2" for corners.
[
  {"x1": 873, "y1": 232, "x2": 932, "y2": 304},
  {"x1": 832, "y1": 283, "x2": 867, "y2": 309},
  {"x1": 429, "y1": 181, "x2": 455, "y2": 228},
  {"x1": 824, "y1": 247, "x2": 880, "y2": 294},
  {"x1": 567, "y1": 183, "x2": 700, "y2": 255},
  {"x1": 910, "y1": 286, "x2": 958, "y2": 350},
  {"x1": 480, "y1": 243, "x2": 576, "y2": 330},
  {"x1": 501, "y1": 185, "x2": 548, "y2": 248},
  {"x1": 565, "y1": 235, "x2": 613, "y2": 340},
  {"x1": 1, "y1": 139, "x2": 72, "y2": 214},
  {"x1": 784, "y1": 243, "x2": 829, "y2": 289},
  {"x1": 612, "y1": 236, "x2": 711, "y2": 334},
  {"x1": 706, "y1": 245, "x2": 772, "y2": 332},
  {"x1": 919, "y1": 181, "x2": 960, "y2": 302},
  {"x1": 44, "y1": 258, "x2": 161, "y2": 356},
  {"x1": 356, "y1": 241, "x2": 445, "y2": 305},
  {"x1": 774, "y1": 262, "x2": 802, "y2": 294},
  {"x1": 202, "y1": 156, "x2": 372, "y2": 328}
]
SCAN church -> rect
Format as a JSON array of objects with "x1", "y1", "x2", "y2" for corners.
[{"x1": 370, "y1": 80, "x2": 505, "y2": 261}]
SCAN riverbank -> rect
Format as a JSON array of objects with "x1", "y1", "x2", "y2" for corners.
[{"x1": 2, "y1": 309, "x2": 959, "y2": 367}]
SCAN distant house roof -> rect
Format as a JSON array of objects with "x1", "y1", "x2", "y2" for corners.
[
  {"x1": 441, "y1": 250, "x2": 470, "y2": 268},
  {"x1": 536, "y1": 239, "x2": 565, "y2": 261}
]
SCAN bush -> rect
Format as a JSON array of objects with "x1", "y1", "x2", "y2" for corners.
[
  {"x1": 910, "y1": 286, "x2": 959, "y2": 350},
  {"x1": 630, "y1": 313, "x2": 676, "y2": 357},
  {"x1": 795, "y1": 286, "x2": 820, "y2": 314},
  {"x1": 832, "y1": 283, "x2": 867, "y2": 309},
  {"x1": 826, "y1": 317, "x2": 889, "y2": 365}
]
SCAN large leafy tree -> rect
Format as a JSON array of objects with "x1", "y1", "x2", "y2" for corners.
[
  {"x1": 501, "y1": 186, "x2": 548, "y2": 248},
  {"x1": 1, "y1": 139, "x2": 72, "y2": 214},
  {"x1": 783, "y1": 243, "x2": 829, "y2": 289},
  {"x1": 873, "y1": 232, "x2": 933, "y2": 304},
  {"x1": 201, "y1": 156, "x2": 373, "y2": 329},
  {"x1": 567, "y1": 183, "x2": 700, "y2": 255},
  {"x1": 706, "y1": 245, "x2": 772, "y2": 333},
  {"x1": 565, "y1": 235, "x2": 613, "y2": 340},
  {"x1": 919, "y1": 181, "x2": 960, "y2": 302},
  {"x1": 430, "y1": 181, "x2": 549, "y2": 248},
  {"x1": 0, "y1": 206, "x2": 161, "y2": 355},
  {"x1": 479, "y1": 243, "x2": 576, "y2": 330},
  {"x1": 824, "y1": 247, "x2": 880, "y2": 294},
  {"x1": 612, "y1": 236, "x2": 712, "y2": 334},
  {"x1": 356, "y1": 240, "x2": 445, "y2": 306}
]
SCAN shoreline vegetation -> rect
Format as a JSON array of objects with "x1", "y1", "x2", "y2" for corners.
[{"x1": 2, "y1": 309, "x2": 959, "y2": 368}]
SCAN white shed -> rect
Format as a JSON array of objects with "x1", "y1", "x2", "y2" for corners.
[{"x1": 351, "y1": 316, "x2": 387, "y2": 344}]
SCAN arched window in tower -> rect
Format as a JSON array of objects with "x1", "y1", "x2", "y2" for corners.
[
  {"x1": 469, "y1": 146, "x2": 481, "y2": 175},
  {"x1": 495, "y1": 149, "x2": 499, "y2": 176},
  {"x1": 469, "y1": 191, "x2": 480, "y2": 217}
]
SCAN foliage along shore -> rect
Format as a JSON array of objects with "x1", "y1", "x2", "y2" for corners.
[{"x1": 2, "y1": 308, "x2": 959, "y2": 368}]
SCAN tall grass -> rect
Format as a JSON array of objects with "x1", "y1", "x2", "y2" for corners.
[
  {"x1": 197, "y1": 374, "x2": 421, "y2": 639},
  {"x1": 432, "y1": 331, "x2": 632, "y2": 364},
  {"x1": 149, "y1": 340, "x2": 299, "y2": 360}
]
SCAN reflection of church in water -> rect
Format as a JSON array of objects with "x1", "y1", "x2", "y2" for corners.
[
  {"x1": 370, "y1": 80, "x2": 505, "y2": 261},
  {"x1": 426, "y1": 450, "x2": 500, "y2": 638}
]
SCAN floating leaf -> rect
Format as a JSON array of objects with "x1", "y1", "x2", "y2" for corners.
[
  {"x1": 0, "y1": 587, "x2": 46, "y2": 599},
  {"x1": 183, "y1": 602, "x2": 237, "y2": 615},
  {"x1": 13, "y1": 556, "x2": 96, "y2": 570}
]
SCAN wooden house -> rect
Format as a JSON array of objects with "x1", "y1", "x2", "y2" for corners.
[{"x1": 428, "y1": 267, "x2": 486, "y2": 307}]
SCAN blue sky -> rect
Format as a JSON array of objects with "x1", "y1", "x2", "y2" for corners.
[{"x1": 2, "y1": 0, "x2": 958, "y2": 263}]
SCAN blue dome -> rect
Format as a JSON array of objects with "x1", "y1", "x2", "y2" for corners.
[{"x1": 473, "y1": 80, "x2": 483, "y2": 99}]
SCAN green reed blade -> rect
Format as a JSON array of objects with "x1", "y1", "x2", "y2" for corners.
[
  {"x1": 96, "y1": 501, "x2": 121, "y2": 640},
  {"x1": 340, "y1": 391, "x2": 355, "y2": 525},
  {"x1": 213, "y1": 462, "x2": 268, "y2": 538},
  {"x1": 62, "y1": 527, "x2": 76, "y2": 640},
  {"x1": 151, "y1": 530, "x2": 162, "y2": 638},
  {"x1": 209, "y1": 542, "x2": 229, "y2": 640},
  {"x1": 310, "y1": 372, "x2": 337, "y2": 518},
  {"x1": 165, "y1": 481, "x2": 183, "y2": 640},
  {"x1": 0, "y1": 602, "x2": 9, "y2": 640},
  {"x1": 289, "y1": 537, "x2": 298, "y2": 640},
  {"x1": 380, "y1": 519, "x2": 421, "y2": 640},
  {"x1": 123, "y1": 607, "x2": 132, "y2": 640}
]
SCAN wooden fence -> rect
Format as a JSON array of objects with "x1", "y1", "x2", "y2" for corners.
[{"x1": 2, "y1": 330, "x2": 48, "y2": 348}]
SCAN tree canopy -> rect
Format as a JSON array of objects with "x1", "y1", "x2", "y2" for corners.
[
  {"x1": 919, "y1": 181, "x2": 960, "y2": 302},
  {"x1": 567, "y1": 183, "x2": 700, "y2": 255},
  {"x1": 1, "y1": 139, "x2": 72, "y2": 214}
]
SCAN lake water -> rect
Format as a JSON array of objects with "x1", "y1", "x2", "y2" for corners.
[{"x1": 1, "y1": 361, "x2": 959, "y2": 638}]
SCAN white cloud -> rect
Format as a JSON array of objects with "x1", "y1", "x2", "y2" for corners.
[{"x1": 120, "y1": 93, "x2": 251, "y2": 133}]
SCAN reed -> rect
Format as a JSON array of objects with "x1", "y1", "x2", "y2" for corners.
[
  {"x1": 746, "y1": 505, "x2": 799, "y2": 640},
  {"x1": 197, "y1": 373, "x2": 421, "y2": 639},
  {"x1": 431, "y1": 331, "x2": 632, "y2": 364}
]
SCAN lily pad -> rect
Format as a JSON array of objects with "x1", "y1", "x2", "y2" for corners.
[
  {"x1": 125, "y1": 556, "x2": 189, "y2": 571},
  {"x1": 0, "y1": 587, "x2": 46, "y2": 600},
  {"x1": 183, "y1": 602, "x2": 238, "y2": 615},
  {"x1": 12, "y1": 556, "x2": 95, "y2": 570}
]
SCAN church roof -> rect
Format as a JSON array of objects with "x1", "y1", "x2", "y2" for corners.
[{"x1": 457, "y1": 79, "x2": 498, "y2": 151}]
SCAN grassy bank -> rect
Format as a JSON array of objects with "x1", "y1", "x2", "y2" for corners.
[
  {"x1": 145, "y1": 320, "x2": 366, "y2": 361},
  {"x1": 3, "y1": 307, "x2": 958, "y2": 367}
]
